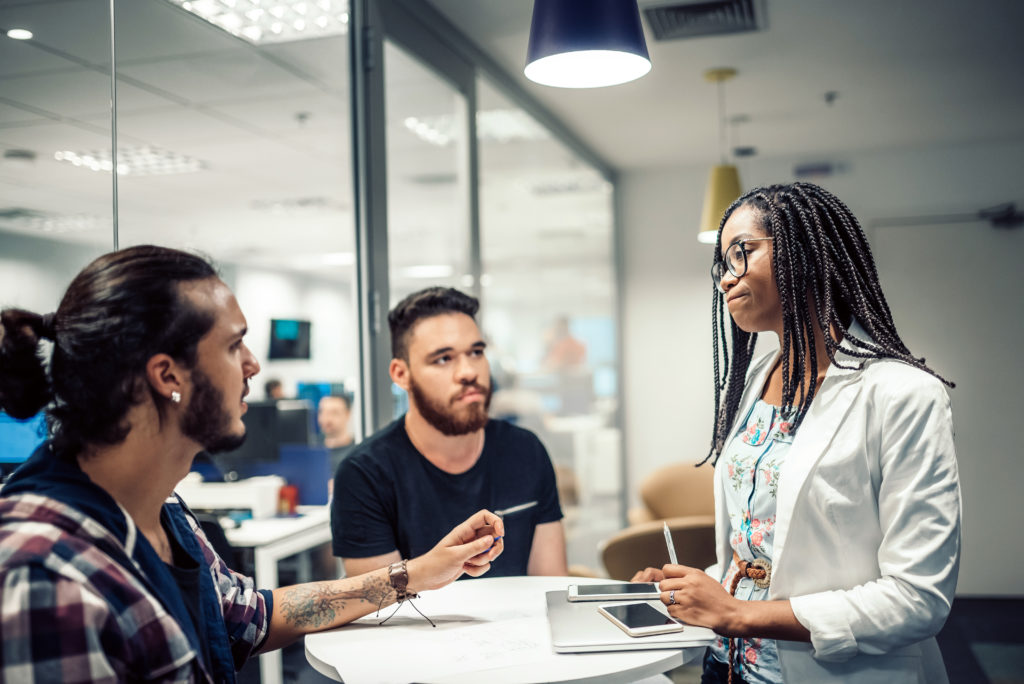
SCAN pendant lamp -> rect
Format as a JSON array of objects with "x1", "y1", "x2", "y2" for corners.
[
  {"x1": 697, "y1": 68, "x2": 742, "y2": 244},
  {"x1": 525, "y1": 0, "x2": 651, "y2": 89}
]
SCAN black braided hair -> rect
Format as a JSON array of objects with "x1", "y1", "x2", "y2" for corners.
[{"x1": 700, "y1": 182, "x2": 953, "y2": 466}]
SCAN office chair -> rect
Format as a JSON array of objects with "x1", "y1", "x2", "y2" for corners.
[
  {"x1": 628, "y1": 461, "x2": 714, "y2": 524},
  {"x1": 600, "y1": 461, "x2": 716, "y2": 580},
  {"x1": 194, "y1": 513, "x2": 238, "y2": 568},
  {"x1": 600, "y1": 515, "x2": 716, "y2": 581}
]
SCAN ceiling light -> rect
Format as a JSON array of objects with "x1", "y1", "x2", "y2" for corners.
[
  {"x1": 250, "y1": 196, "x2": 346, "y2": 214},
  {"x1": 524, "y1": 0, "x2": 651, "y2": 88},
  {"x1": 698, "y1": 68, "x2": 743, "y2": 244},
  {"x1": 0, "y1": 208, "x2": 100, "y2": 234},
  {"x1": 404, "y1": 110, "x2": 550, "y2": 146},
  {"x1": 403, "y1": 116, "x2": 453, "y2": 147},
  {"x1": 164, "y1": 0, "x2": 349, "y2": 45},
  {"x1": 54, "y1": 146, "x2": 206, "y2": 176},
  {"x1": 321, "y1": 252, "x2": 354, "y2": 266},
  {"x1": 698, "y1": 166, "x2": 741, "y2": 244},
  {"x1": 477, "y1": 109, "x2": 549, "y2": 143},
  {"x1": 5, "y1": 28, "x2": 34, "y2": 40}
]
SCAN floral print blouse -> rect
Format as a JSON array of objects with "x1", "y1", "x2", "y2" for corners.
[{"x1": 708, "y1": 399, "x2": 794, "y2": 684}]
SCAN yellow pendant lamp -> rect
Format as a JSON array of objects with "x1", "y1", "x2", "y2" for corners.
[{"x1": 697, "y1": 68, "x2": 741, "y2": 244}]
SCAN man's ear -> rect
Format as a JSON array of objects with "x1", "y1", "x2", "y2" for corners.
[
  {"x1": 146, "y1": 353, "x2": 186, "y2": 403},
  {"x1": 389, "y1": 358, "x2": 410, "y2": 391}
]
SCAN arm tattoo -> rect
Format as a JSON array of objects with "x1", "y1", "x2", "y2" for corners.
[{"x1": 278, "y1": 575, "x2": 397, "y2": 629}]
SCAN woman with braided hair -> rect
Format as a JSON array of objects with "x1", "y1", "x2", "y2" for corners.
[{"x1": 633, "y1": 182, "x2": 960, "y2": 683}]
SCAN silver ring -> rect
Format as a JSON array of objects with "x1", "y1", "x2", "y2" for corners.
[{"x1": 668, "y1": 590, "x2": 676, "y2": 605}]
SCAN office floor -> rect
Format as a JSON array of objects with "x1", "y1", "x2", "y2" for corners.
[{"x1": 240, "y1": 598, "x2": 1024, "y2": 684}]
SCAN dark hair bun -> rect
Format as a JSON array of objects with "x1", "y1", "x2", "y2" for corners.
[{"x1": 0, "y1": 308, "x2": 53, "y2": 418}]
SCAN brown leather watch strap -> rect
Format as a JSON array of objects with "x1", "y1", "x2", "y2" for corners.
[{"x1": 387, "y1": 559, "x2": 418, "y2": 602}]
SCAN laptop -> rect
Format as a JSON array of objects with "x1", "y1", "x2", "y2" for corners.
[{"x1": 546, "y1": 590, "x2": 716, "y2": 653}]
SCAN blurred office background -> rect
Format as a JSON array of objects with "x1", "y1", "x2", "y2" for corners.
[{"x1": 2, "y1": 0, "x2": 1022, "y2": 662}]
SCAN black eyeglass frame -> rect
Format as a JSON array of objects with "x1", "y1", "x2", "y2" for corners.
[{"x1": 711, "y1": 237, "x2": 774, "y2": 293}]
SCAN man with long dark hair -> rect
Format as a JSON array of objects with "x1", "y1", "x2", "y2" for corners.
[{"x1": 0, "y1": 246, "x2": 504, "y2": 682}]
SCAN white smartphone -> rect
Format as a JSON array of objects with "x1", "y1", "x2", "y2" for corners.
[
  {"x1": 598, "y1": 602, "x2": 684, "y2": 637},
  {"x1": 567, "y1": 582, "x2": 660, "y2": 602}
]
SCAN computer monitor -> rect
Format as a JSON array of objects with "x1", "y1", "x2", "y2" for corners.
[
  {"x1": 0, "y1": 411, "x2": 47, "y2": 472},
  {"x1": 236, "y1": 400, "x2": 280, "y2": 461},
  {"x1": 276, "y1": 399, "x2": 314, "y2": 445},
  {"x1": 208, "y1": 399, "x2": 314, "y2": 479},
  {"x1": 268, "y1": 319, "x2": 311, "y2": 359}
]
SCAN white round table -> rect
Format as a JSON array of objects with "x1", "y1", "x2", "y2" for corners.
[{"x1": 304, "y1": 576, "x2": 708, "y2": 684}]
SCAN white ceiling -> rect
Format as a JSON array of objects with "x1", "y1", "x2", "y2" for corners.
[
  {"x1": 0, "y1": 0, "x2": 614, "y2": 304},
  {"x1": 427, "y1": 0, "x2": 1024, "y2": 171}
]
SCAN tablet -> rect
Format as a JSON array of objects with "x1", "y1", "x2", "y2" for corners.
[
  {"x1": 567, "y1": 582, "x2": 660, "y2": 601},
  {"x1": 598, "y1": 602, "x2": 684, "y2": 637}
]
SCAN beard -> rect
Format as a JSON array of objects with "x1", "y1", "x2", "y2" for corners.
[
  {"x1": 409, "y1": 374, "x2": 491, "y2": 436},
  {"x1": 181, "y1": 367, "x2": 247, "y2": 454}
]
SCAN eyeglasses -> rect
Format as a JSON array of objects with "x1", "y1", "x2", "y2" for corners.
[{"x1": 711, "y1": 237, "x2": 774, "y2": 293}]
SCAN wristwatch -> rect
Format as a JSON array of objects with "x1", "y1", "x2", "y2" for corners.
[{"x1": 387, "y1": 559, "x2": 418, "y2": 602}]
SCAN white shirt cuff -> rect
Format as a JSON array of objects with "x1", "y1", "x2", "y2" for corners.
[{"x1": 790, "y1": 591, "x2": 859, "y2": 662}]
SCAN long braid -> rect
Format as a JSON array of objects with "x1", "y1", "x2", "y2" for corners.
[
  {"x1": 704, "y1": 201, "x2": 757, "y2": 464},
  {"x1": 705, "y1": 182, "x2": 953, "y2": 465},
  {"x1": 702, "y1": 280, "x2": 728, "y2": 465}
]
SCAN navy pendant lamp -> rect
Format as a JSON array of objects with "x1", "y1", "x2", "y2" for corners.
[{"x1": 525, "y1": 0, "x2": 651, "y2": 88}]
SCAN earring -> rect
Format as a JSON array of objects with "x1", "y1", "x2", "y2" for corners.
[{"x1": 170, "y1": 391, "x2": 181, "y2": 404}]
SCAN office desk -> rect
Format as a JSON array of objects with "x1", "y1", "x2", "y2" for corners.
[
  {"x1": 226, "y1": 506, "x2": 333, "y2": 684},
  {"x1": 305, "y1": 576, "x2": 708, "y2": 684}
]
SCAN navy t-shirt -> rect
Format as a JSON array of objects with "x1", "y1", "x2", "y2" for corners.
[{"x1": 331, "y1": 418, "x2": 562, "y2": 577}]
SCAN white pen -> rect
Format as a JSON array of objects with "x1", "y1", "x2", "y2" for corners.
[
  {"x1": 663, "y1": 521, "x2": 678, "y2": 565},
  {"x1": 495, "y1": 500, "x2": 538, "y2": 518}
]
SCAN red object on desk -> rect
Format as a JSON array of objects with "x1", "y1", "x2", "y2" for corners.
[{"x1": 278, "y1": 484, "x2": 298, "y2": 515}]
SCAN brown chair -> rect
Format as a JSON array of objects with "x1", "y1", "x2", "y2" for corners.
[
  {"x1": 599, "y1": 461, "x2": 716, "y2": 580},
  {"x1": 600, "y1": 515, "x2": 717, "y2": 581},
  {"x1": 628, "y1": 461, "x2": 714, "y2": 524}
]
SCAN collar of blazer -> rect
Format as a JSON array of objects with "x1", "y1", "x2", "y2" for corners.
[{"x1": 739, "y1": 321, "x2": 873, "y2": 593}]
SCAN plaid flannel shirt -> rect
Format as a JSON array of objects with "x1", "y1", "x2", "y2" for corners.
[{"x1": 0, "y1": 492, "x2": 271, "y2": 683}]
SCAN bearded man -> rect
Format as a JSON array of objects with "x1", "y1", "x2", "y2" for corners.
[
  {"x1": 331, "y1": 287, "x2": 567, "y2": 578},
  {"x1": 0, "y1": 248, "x2": 504, "y2": 682}
]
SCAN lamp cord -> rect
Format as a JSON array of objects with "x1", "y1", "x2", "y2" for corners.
[{"x1": 717, "y1": 79, "x2": 728, "y2": 165}]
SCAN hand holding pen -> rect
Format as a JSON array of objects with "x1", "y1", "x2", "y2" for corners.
[
  {"x1": 663, "y1": 520, "x2": 678, "y2": 565},
  {"x1": 628, "y1": 521, "x2": 678, "y2": 583},
  {"x1": 406, "y1": 509, "x2": 505, "y2": 592}
]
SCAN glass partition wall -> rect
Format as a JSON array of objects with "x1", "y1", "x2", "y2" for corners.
[
  {"x1": 0, "y1": 1, "x2": 115, "y2": 313},
  {"x1": 2, "y1": 0, "x2": 625, "y2": 584},
  {"x1": 0, "y1": 1, "x2": 117, "y2": 482},
  {"x1": 112, "y1": 3, "x2": 359, "y2": 680},
  {"x1": 383, "y1": 39, "x2": 473, "y2": 419},
  {"x1": 476, "y1": 77, "x2": 622, "y2": 571},
  {"x1": 112, "y1": 0, "x2": 361, "y2": 438}
]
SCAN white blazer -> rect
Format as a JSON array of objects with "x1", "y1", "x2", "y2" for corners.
[{"x1": 709, "y1": 326, "x2": 961, "y2": 683}]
